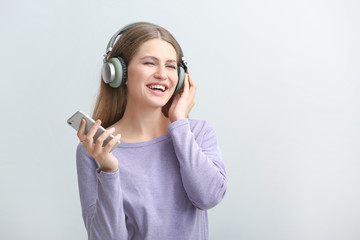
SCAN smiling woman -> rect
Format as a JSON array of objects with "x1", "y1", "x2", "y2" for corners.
[
  {"x1": 125, "y1": 39, "x2": 178, "y2": 109},
  {"x1": 92, "y1": 23, "x2": 186, "y2": 128},
  {"x1": 74, "y1": 22, "x2": 227, "y2": 240}
]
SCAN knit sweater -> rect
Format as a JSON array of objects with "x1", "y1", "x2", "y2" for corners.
[{"x1": 76, "y1": 118, "x2": 227, "y2": 240}]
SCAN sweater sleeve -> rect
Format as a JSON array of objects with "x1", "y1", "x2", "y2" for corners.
[
  {"x1": 168, "y1": 119, "x2": 227, "y2": 210},
  {"x1": 76, "y1": 144, "x2": 128, "y2": 240}
]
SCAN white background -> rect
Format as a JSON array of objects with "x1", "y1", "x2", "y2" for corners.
[{"x1": 1, "y1": 0, "x2": 359, "y2": 239}]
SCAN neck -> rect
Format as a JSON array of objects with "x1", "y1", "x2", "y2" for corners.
[{"x1": 114, "y1": 101, "x2": 171, "y2": 143}]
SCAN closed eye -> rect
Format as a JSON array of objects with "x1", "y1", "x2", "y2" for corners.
[
  {"x1": 144, "y1": 62, "x2": 155, "y2": 65},
  {"x1": 166, "y1": 65, "x2": 177, "y2": 69}
]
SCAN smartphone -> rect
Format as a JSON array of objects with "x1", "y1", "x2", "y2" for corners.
[{"x1": 67, "y1": 111, "x2": 120, "y2": 152}]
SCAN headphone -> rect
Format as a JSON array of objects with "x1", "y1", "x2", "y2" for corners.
[{"x1": 101, "y1": 22, "x2": 188, "y2": 94}]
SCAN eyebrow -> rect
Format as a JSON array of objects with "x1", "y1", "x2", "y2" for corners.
[{"x1": 141, "y1": 56, "x2": 177, "y2": 63}]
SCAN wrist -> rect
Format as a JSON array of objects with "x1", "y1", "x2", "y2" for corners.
[
  {"x1": 169, "y1": 114, "x2": 187, "y2": 123},
  {"x1": 100, "y1": 166, "x2": 118, "y2": 173},
  {"x1": 99, "y1": 158, "x2": 118, "y2": 173}
]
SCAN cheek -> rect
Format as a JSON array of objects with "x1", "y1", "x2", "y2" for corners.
[
  {"x1": 126, "y1": 67, "x2": 145, "y2": 87},
  {"x1": 170, "y1": 72, "x2": 179, "y2": 86},
  {"x1": 127, "y1": 66, "x2": 139, "y2": 81},
  {"x1": 126, "y1": 71, "x2": 140, "y2": 92}
]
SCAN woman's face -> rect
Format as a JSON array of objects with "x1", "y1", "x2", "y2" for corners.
[{"x1": 126, "y1": 38, "x2": 178, "y2": 108}]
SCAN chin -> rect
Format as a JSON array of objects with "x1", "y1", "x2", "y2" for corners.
[
  {"x1": 150, "y1": 100, "x2": 170, "y2": 109},
  {"x1": 147, "y1": 94, "x2": 172, "y2": 106}
]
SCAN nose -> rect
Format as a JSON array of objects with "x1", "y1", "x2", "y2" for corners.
[{"x1": 153, "y1": 66, "x2": 167, "y2": 80}]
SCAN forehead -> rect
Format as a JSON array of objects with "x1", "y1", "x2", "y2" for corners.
[{"x1": 134, "y1": 38, "x2": 177, "y2": 60}]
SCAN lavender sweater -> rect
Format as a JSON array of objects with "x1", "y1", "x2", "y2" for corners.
[{"x1": 76, "y1": 118, "x2": 227, "y2": 240}]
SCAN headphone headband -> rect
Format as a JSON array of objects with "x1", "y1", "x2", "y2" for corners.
[
  {"x1": 105, "y1": 22, "x2": 151, "y2": 55},
  {"x1": 102, "y1": 22, "x2": 188, "y2": 92},
  {"x1": 104, "y1": 22, "x2": 186, "y2": 70}
]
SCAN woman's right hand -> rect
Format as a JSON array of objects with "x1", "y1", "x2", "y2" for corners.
[{"x1": 77, "y1": 119, "x2": 121, "y2": 172}]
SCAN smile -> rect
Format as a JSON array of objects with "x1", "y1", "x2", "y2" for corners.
[{"x1": 146, "y1": 84, "x2": 168, "y2": 92}]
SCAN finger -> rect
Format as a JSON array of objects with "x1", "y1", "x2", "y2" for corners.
[
  {"x1": 95, "y1": 127, "x2": 115, "y2": 149},
  {"x1": 188, "y1": 71, "x2": 197, "y2": 89},
  {"x1": 104, "y1": 134, "x2": 121, "y2": 153},
  {"x1": 83, "y1": 120, "x2": 101, "y2": 148},
  {"x1": 87, "y1": 119, "x2": 101, "y2": 140},
  {"x1": 185, "y1": 72, "x2": 196, "y2": 108},
  {"x1": 182, "y1": 73, "x2": 190, "y2": 95},
  {"x1": 77, "y1": 118, "x2": 86, "y2": 141}
]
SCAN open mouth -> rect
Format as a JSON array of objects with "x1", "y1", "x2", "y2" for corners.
[{"x1": 147, "y1": 84, "x2": 168, "y2": 92}]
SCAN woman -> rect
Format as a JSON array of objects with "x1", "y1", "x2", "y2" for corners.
[{"x1": 76, "y1": 22, "x2": 227, "y2": 240}]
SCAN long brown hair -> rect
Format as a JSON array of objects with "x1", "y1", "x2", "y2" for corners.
[{"x1": 92, "y1": 23, "x2": 182, "y2": 128}]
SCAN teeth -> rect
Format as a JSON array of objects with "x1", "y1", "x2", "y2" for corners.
[{"x1": 149, "y1": 84, "x2": 165, "y2": 91}]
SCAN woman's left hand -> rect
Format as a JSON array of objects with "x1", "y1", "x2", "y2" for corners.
[{"x1": 168, "y1": 71, "x2": 197, "y2": 123}]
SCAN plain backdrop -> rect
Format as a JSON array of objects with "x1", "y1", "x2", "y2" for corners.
[{"x1": 1, "y1": 0, "x2": 359, "y2": 239}]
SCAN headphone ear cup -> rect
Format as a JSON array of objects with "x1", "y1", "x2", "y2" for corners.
[
  {"x1": 175, "y1": 66, "x2": 185, "y2": 94},
  {"x1": 102, "y1": 57, "x2": 127, "y2": 88}
]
